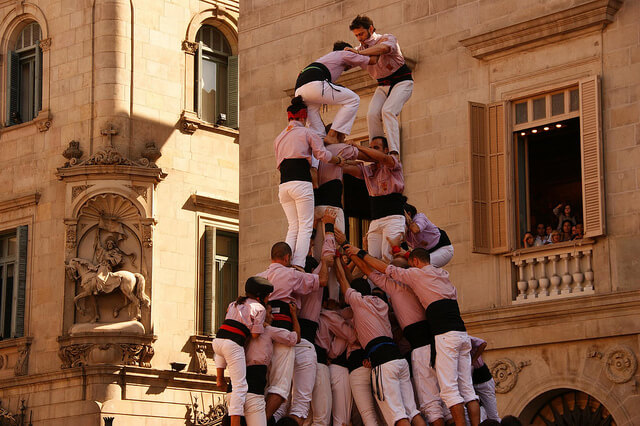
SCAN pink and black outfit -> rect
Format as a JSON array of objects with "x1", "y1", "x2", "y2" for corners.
[
  {"x1": 406, "y1": 213, "x2": 454, "y2": 268},
  {"x1": 470, "y1": 336, "x2": 500, "y2": 421}
]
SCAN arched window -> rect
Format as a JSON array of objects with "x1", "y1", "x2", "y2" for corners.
[
  {"x1": 195, "y1": 25, "x2": 238, "y2": 129},
  {"x1": 6, "y1": 22, "x2": 43, "y2": 126}
]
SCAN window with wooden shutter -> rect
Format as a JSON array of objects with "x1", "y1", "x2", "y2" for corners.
[
  {"x1": 0, "y1": 227, "x2": 27, "y2": 339},
  {"x1": 469, "y1": 102, "x2": 509, "y2": 254},
  {"x1": 6, "y1": 51, "x2": 20, "y2": 126},
  {"x1": 579, "y1": 76, "x2": 605, "y2": 238},
  {"x1": 227, "y1": 55, "x2": 239, "y2": 129},
  {"x1": 14, "y1": 226, "x2": 28, "y2": 338}
]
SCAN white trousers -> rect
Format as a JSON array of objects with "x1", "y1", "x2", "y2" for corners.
[
  {"x1": 349, "y1": 366, "x2": 379, "y2": 426},
  {"x1": 244, "y1": 393, "x2": 267, "y2": 426},
  {"x1": 279, "y1": 180, "x2": 315, "y2": 267},
  {"x1": 212, "y1": 338, "x2": 247, "y2": 416},
  {"x1": 367, "y1": 215, "x2": 406, "y2": 263},
  {"x1": 290, "y1": 339, "x2": 317, "y2": 419},
  {"x1": 313, "y1": 205, "x2": 345, "y2": 300},
  {"x1": 295, "y1": 80, "x2": 360, "y2": 138},
  {"x1": 308, "y1": 363, "x2": 332, "y2": 425},
  {"x1": 329, "y1": 364, "x2": 352, "y2": 426},
  {"x1": 267, "y1": 342, "x2": 296, "y2": 400},
  {"x1": 475, "y1": 378, "x2": 500, "y2": 421},
  {"x1": 372, "y1": 359, "x2": 420, "y2": 425},
  {"x1": 367, "y1": 80, "x2": 414, "y2": 154},
  {"x1": 434, "y1": 331, "x2": 478, "y2": 408},
  {"x1": 430, "y1": 244, "x2": 454, "y2": 268},
  {"x1": 411, "y1": 345, "x2": 447, "y2": 424}
]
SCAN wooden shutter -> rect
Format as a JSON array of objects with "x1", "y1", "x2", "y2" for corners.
[
  {"x1": 227, "y1": 55, "x2": 239, "y2": 129},
  {"x1": 14, "y1": 226, "x2": 28, "y2": 338},
  {"x1": 195, "y1": 45, "x2": 203, "y2": 119},
  {"x1": 35, "y1": 42, "x2": 42, "y2": 114},
  {"x1": 487, "y1": 102, "x2": 509, "y2": 253},
  {"x1": 469, "y1": 102, "x2": 490, "y2": 253},
  {"x1": 579, "y1": 76, "x2": 605, "y2": 237},
  {"x1": 6, "y1": 51, "x2": 19, "y2": 126},
  {"x1": 203, "y1": 226, "x2": 214, "y2": 335}
]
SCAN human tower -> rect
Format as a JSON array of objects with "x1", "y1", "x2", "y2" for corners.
[{"x1": 213, "y1": 15, "x2": 500, "y2": 426}]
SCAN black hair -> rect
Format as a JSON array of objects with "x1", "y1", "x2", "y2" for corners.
[
  {"x1": 403, "y1": 202, "x2": 417, "y2": 219},
  {"x1": 349, "y1": 15, "x2": 374, "y2": 31},
  {"x1": 287, "y1": 95, "x2": 307, "y2": 116},
  {"x1": 271, "y1": 242, "x2": 292, "y2": 260},
  {"x1": 371, "y1": 287, "x2": 388, "y2": 304},
  {"x1": 350, "y1": 278, "x2": 371, "y2": 296},
  {"x1": 500, "y1": 416, "x2": 523, "y2": 426},
  {"x1": 562, "y1": 219, "x2": 573, "y2": 228},
  {"x1": 275, "y1": 417, "x2": 299, "y2": 426},
  {"x1": 333, "y1": 41, "x2": 352, "y2": 51},
  {"x1": 408, "y1": 248, "x2": 430, "y2": 264},
  {"x1": 371, "y1": 136, "x2": 388, "y2": 149},
  {"x1": 304, "y1": 255, "x2": 319, "y2": 273}
]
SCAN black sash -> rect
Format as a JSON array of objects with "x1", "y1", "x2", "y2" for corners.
[
  {"x1": 472, "y1": 363, "x2": 493, "y2": 385},
  {"x1": 370, "y1": 192, "x2": 404, "y2": 219},
  {"x1": 280, "y1": 159, "x2": 312, "y2": 184},
  {"x1": 428, "y1": 228, "x2": 452, "y2": 253},
  {"x1": 246, "y1": 365, "x2": 268, "y2": 394},
  {"x1": 295, "y1": 62, "x2": 332, "y2": 90},
  {"x1": 347, "y1": 349, "x2": 365, "y2": 372},
  {"x1": 314, "y1": 179, "x2": 343, "y2": 208},
  {"x1": 403, "y1": 320, "x2": 432, "y2": 349},
  {"x1": 331, "y1": 350, "x2": 349, "y2": 368},
  {"x1": 315, "y1": 344, "x2": 328, "y2": 365},
  {"x1": 299, "y1": 318, "x2": 319, "y2": 344},
  {"x1": 268, "y1": 300, "x2": 293, "y2": 331},
  {"x1": 377, "y1": 63, "x2": 412, "y2": 93},
  {"x1": 364, "y1": 336, "x2": 403, "y2": 368},
  {"x1": 216, "y1": 319, "x2": 251, "y2": 346},
  {"x1": 425, "y1": 299, "x2": 466, "y2": 336}
]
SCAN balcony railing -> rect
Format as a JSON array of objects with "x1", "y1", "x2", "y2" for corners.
[{"x1": 509, "y1": 239, "x2": 595, "y2": 303}]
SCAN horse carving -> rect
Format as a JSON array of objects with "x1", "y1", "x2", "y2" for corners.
[{"x1": 66, "y1": 257, "x2": 151, "y2": 323}]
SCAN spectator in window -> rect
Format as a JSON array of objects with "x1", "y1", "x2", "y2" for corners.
[
  {"x1": 560, "y1": 220, "x2": 573, "y2": 242},
  {"x1": 549, "y1": 230, "x2": 561, "y2": 244},
  {"x1": 522, "y1": 233, "x2": 535, "y2": 248},
  {"x1": 573, "y1": 223, "x2": 584, "y2": 240},
  {"x1": 545, "y1": 225, "x2": 553, "y2": 239},
  {"x1": 533, "y1": 224, "x2": 547, "y2": 246},
  {"x1": 553, "y1": 203, "x2": 577, "y2": 230}
]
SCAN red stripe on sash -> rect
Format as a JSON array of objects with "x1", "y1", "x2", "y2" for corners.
[
  {"x1": 272, "y1": 313, "x2": 292, "y2": 322},
  {"x1": 219, "y1": 324, "x2": 248, "y2": 337}
]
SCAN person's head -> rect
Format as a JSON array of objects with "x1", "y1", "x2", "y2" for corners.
[
  {"x1": 571, "y1": 225, "x2": 578, "y2": 236},
  {"x1": 275, "y1": 417, "x2": 299, "y2": 426},
  {"x1": 105, "y1": 237, "x2": 117, "y2": 250},
  {"x1": 349, "y1": 15, "x2": 375, "y2": 43},
  {"x1": 403, "y1": 202, "x2": 418, "y2": 220},
  {"x1": 245, "y1": 276, "x2": 274, "y2": 305},
  {"x1": 500, "y1": 415, "x2": 523, "y2": 426},
  {"x1": 546, "y1": 225, "x2": 553, "y2": 235},
  {"x1": 536, "y1": 223, "x2": 546, "y2": 237},
  {"x1": 333, "y1": 41, "x2": 352, "y2": 51},
  {"x1": 576, "y1": 223, "x2": 584, "y2": 235},
  {"x1": 391, "y1": 257, "x2": 409, "y2": 269},
  {"x1": 371, "y1": 287, "x2": 388, "y2": 304},
  {"x1": 350, "y1": 277, "x2": 371, "y2": 296},
  {"x1": 304, "y1": 255, "x2": 319, "y2": 273},
  {"x1": 562, "y1": 220, "x2": 572, "y2": 234},
  {"x1": 271, "y1": 242, "x2": 292, "y2": 265},
  {"x1": 408, "y1": 248, "x2": 430, "y2": 268},
  {"x1": 563, "y1": 204, "x2": 572, "y2": 216},
  {"x1": 478, "y1": 420, "x2": 501, "y2": 426},
  {"x1": 523, "y1": 232, "x2": 534, "y2": 247},
  {"x1": 264, "y1": 304, "x2": 273, "y2": 325},
  {"x1": 370, "y1": 136, "x2": 389, "y2": 154},
  {"x1": 550, "y1": 230, "x2": 561, "y2": 243},
  {"x1": 287, "y1": 95, "x2": 307, "y2": 124}
]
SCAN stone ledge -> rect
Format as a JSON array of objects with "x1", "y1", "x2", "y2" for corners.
[
  {"x1": 0, "y1": 109, "x2": 52, "y2": 135},
  {"x1": 56, "y1": 165, "x2": 167, "y2": 183},
  {"x1": 459, "y1": 0, "x2": 623, "y2": 60},
  {"x1": 57, "y1": 333, "x2": 157, "y2": 369},
  {"x1": 179, "y1": 110, "x2": 239, "y2": 142},
  {"x1": 190, "y1": 193, "x2": 239, "y2": 218},
  {"x1": 0, "y1": 193, "x2": 40, "y2": 214}
]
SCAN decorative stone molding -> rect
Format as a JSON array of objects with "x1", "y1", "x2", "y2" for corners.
[
  {"x1": 604, "y1": 345, "x2": 637, "y2": 384},
  {"x1": 179, "y1": 110, "x2": 239, "y2": 140},
  {"x1": 13, "y1": 340, "x2": 30, "y2": 376},
  {"x1": 460, "y1": 0, "x2": 623, "y2": 60},
  {"x1": 190, "y1": 193, "x2": 239, "y2": 218},
  {"x1": 39, "y1": 37, "x2": 51, "y2": 51},
  {"x1": 182, "y1": 40, "x2": 198, "y2": 54},
  {"x1": 188, "y1": 395, "x2": 227, "y2": 426},
  {"x1": 58, "y1": 334, "x2": 156, "y2": 369},
  {"x1": 63, "y1": 141, "x2": 84, "y2": 166},
  {"x1": 490, "y1": 358, "x2": 531, "y2": 393},
  {"x1": 126, "y1": 185, "x2": 148, "y2": 202},
  {"x1": 37, "y1": 118, "x2": 51, "y2": 132},
  {"x1": 71, "y1": 184, "x2": 93, "y2": 201},
  {"x1": 0, "y1": 193, "x2": 40, "y2": 214},
  {"x1": 191, "y1": 335, "x2": 214, "y2": 374}
]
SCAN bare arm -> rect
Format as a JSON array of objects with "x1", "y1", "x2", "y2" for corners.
[
  {"x1": 345, "y1": 244, "x2": 389, "y2": 274},
  {"x1": 368, "y1": 56, "x2": 379, "y2": 65},
  {"x1": 472, "y1": 341, "x2": 487, "y2": 365},
  {"x1": 357, "y1": 145, "x2": 396, "y2": 168},
  {"x1": 290, "y1": 302, "x2": 301, "y2": 344},
  {"x1": 346, "y1": 44, "x2": 390, "y2": 56},
  {"x1": 334, "y1": 256, "x2": 351, "y2": 296},
  {"x1": 342, "y1": 164, "x2": 363, "y2": 179}
]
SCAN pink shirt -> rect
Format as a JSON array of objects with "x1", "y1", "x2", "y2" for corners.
[
  {"x1": 321, "y1": 309, "x2": 356, "y2": 358},
  {"x1": 297, "y1": 233, "x2": 336, "y2": 321},
  {"x1": 385, "y1": 264, "x2": 457, "y2": 310},
  {"x1": 224, "y1": 298, "x2": 266, "y2": 334},
  {"x1": 274, "y1": 121, "x2": 333, "y2": 168},
  {"x1": 316, "y1": 50, "x2": 371, "y2": 82},
  {"x1": 245, "y1": 325, "x2": 297, "y2": 366},
  {"x1": 317, "y1": 144, "x2": 360, "y2": 186},
  {"x1": 358, "y1": 155, "x2": 404, "y2": 196},
  {"x1": 344, "y1": 288, "x2": 392, "y2": 348},
  {"x1": 257, "y1": 263, "x2": 319, "y2": 306},
  {"x1": 357, "y1": 32, "x2": 405, "y2": 80},
  {"x1": 367, "y1": 270, "x2": 426, "y2": 329},
  {"x1": 406, "y1": 213, "x2": 441, "y2": 250},
  {"x1": 470, "y1": 336, "x2": 487, "y2": 369},
  {"x1": 315, "y1": 315, "x2": 332, "y2": 351}
]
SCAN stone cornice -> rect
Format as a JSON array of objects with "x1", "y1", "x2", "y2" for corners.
[
  {"x1": 179, "y1": 110, "x2": 239, "y2": 141},
  {"x1": 0, "y1": 193, "x2": 40, "y2": 214},
  {"x1": 0, "y1": 336, "x2": 32, "y2": 350},
  {"x1": 56, "y1": 165, "x2": 167, "y2": 183},
  {"x1": 459, "y1": 0, "x2": 623, "y2": 60},
  {"x1": 190, "y1": 194, "x2": 239, "y2": 219}
]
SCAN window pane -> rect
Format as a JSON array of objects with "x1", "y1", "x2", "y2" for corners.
[
  {"x1": 20, "y1": 58, "x2": 35, "y2": 122},
  {"x1": 570, "y1": 89, "x2": 579, "y2": 112},
  {"x1": 214, "y1": 232, "x2": 238, "y2": 332},
  {"x1": 217, "y1": 62, "x2": 228, "y2": 119},
  {"x1": 3, "y1": 264, "x2": 14, "y2": 338},
  {"x1": 551, "y1": 93, "x2": 564, "y2": 116},
  {"x1": 7, "y1": 235, "x2": 16, "y2": 257},
  {"x1": 201, "y1": 58, "x2": 218, "y2": 123},
  {"x1": 533, "y1": 98, "x2": 546, "y2": 120},
  {"x1": 515, "y1": 102, "x2": 528, "y2": 124}
]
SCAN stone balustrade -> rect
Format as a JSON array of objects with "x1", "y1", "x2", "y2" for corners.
[{"x1": 510, "y1": 239, "x2": 595, "y2": 303}]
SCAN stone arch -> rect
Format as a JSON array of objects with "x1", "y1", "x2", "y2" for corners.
[
  {"x1": 71, "y1": 187, "x2": 149, "y2": 222},
  {"x1": 0, "y1": 2, "x2": 49, "y2": 53},
  {"x1": 520, "y1": 388, "x2": 619, "y2": 425},
  {"x1": 186, "y1": 7, "x2": 238, "y2": 55}
]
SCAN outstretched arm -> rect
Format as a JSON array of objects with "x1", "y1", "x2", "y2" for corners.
[
  {"x1": 344, "y1": 244, "x2": 389, "y2": 274},
  {"x1": 342, "y1": 164, "x2": 363, "y2": 179},
  {"x1": 334, "y1": 256, "x2": 351, "y2": 296},
  {"x1": 357, "y1": 145, "x2": 396, "y2": 168},
  {"x1": 345, "y1": 44, "x2": 390, "y2": 56}
]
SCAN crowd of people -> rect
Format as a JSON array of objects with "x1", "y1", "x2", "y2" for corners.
[
  {"x1": 212, "y1": 15, "x2": 523, "y2": 426},
  {"x1": 522, "y1": 203, "x2": 584, "y2": 248}
]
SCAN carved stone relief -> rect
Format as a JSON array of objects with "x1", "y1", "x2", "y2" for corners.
[
  {"x1": 490, "y1": 358, "x2": 531, "y2": 393},
  {"x1": 604, "y1": 345, "x2": 637, "y2": 384},
  {"x1": 58, "y1": 341, "x2": 155, "y2": 369},
  {"x1": 126, "y1": 185, "x2": 148, "y2": 201},
  {"x1": 14, "y1": 342, "x2": 30, "y2": 376},
  {"x1": 71, "y1": 184, "x2": 94, "y2": 201}
]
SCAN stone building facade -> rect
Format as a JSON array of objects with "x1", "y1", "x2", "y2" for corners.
[
  {"x1": 0, "y1": 0, "x2": 238, "y2": 424},
  {"x1": 239, "y1": 0, "x2": 640, "y2": 424}
]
